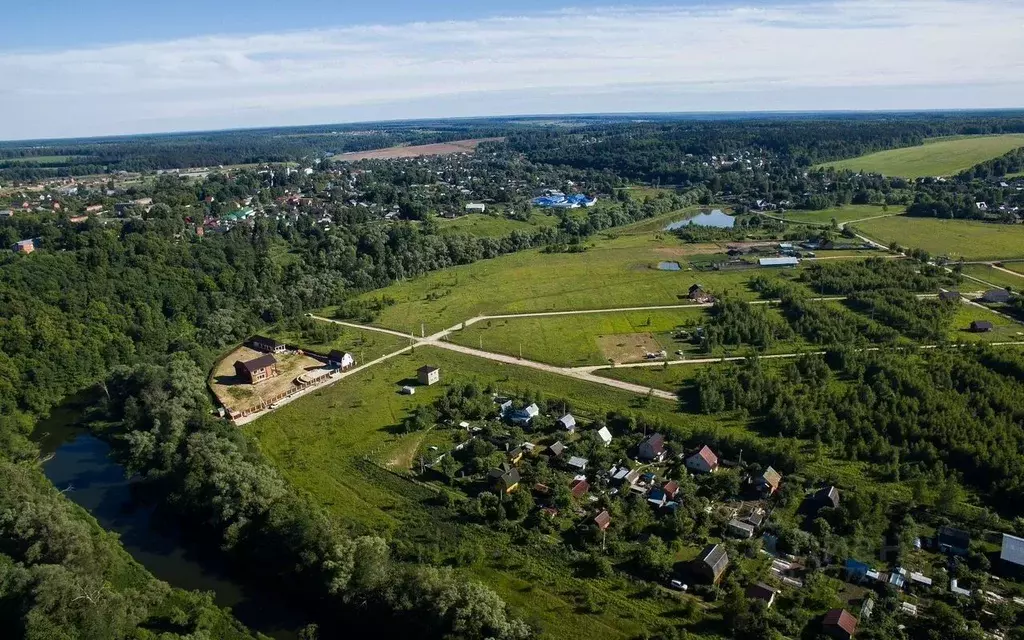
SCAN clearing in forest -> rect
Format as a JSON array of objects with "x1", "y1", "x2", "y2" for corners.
[
  {"x1": 819, "y1": 134, "x2": 1024, "y2": 178},
  {"x1": 853, "y1": 216, "x2": 1024, "y2": 260},
  {"x1": 210, "y1": 346, "x2": 325, "y2": 414},
  {"x1": 332, "y1": 137, "x2": 504, "y2": 161}
]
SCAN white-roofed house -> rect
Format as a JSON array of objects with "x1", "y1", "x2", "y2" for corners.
[{"x1": 597, "y1": 426, "x2": 613, "y2": 446}]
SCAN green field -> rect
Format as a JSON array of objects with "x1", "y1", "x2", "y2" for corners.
[
  {"x1": 774, "y1": 204, "x2": 899, "y2": 226},
  {"x1": 854, "y1": 216, "x2": 1024, "y2": 260},
  {"x1": 449, "y1": 305, "x2": 809, "y2": 367},
  {"x1": 820, "y1": 135, "x2": 1024, "y2": 178},
  {"x1": 594, "y1": 362, "x2": 702, "y2": 393},
  {"x1": 435, "y1": 212, "x2": 559, "y2": 237},
  {"x1": 959, "y1": 264, "x2": 1024, "y2": 291},
  {"x1": 948, "y1": 303, "x2": 1023, "y2": 343},
  {"x1": 999, "y1": 262, "x2": 1024, "y2": 276},
  {"x1": 341, "y1": 207, "x2": 805, "y2": 333},
  {"x1": 3, "y1": 154, "x2": 83, "y2": 164},
  {"x1": 266, "y1": 323, "x2": 411, "y2": 362}
]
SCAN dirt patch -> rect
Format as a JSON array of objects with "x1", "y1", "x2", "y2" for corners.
[
  {"x1": 652, "y1": 244, "x2": 724, "y2": 258},
  {"x1": 334, "y1": 137, "x2": 504, "y2": 162},
  {"x1": 597, "y1": 332, "x2": 665, "y2": 364},
  {"x1": 210, "y1": 346, "x2": 326, "y2": 413}
]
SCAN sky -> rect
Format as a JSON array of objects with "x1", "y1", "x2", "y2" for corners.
[{"x1": 2, "y1": 0, "x2": 1023, "y2": 140}]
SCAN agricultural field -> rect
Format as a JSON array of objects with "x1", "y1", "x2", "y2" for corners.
[
  {"x1": 998, "y1": 261, "x2": 1024, "y2": 276},
  {"x1": 959, "y1": 264, "x2": 1024, "y2": 291},
  {"x1": 819, "y1": 134, "x2": 1024, "y2": 178},
  {"x1": 449, "y1": 305, "x2": 808, "y2": 367},
  {"x1": 772, "y1": 204, "x2": 898, "y2": 226},
  {"x1": 435, "y1": 212, "x2": 559, "y2": 237},
  {"x1": 331, "y1": 137, "x2": 503, "y2": 161},
  {"x1": 210, "y1": 346, "x2": 325, "y2": 414},
  {"x1": 853, "y1": 216, "x2": 1024, "y2": 260},
  {"x1": 339, "y1": 207, "x2": 808, "y2": 333}
]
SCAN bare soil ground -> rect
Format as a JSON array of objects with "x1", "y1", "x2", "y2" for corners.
[
  {"x1": 210, "y1": 346, "x2": 324, "y2": 413},
  {"x1": 597, "y1": 332, "x2": 664, "y2": 364},
  {"x1": 333, "y1": 137, "x2": 504, "y2": 162}
]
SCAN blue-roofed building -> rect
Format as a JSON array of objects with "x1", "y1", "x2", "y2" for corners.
[
  {"x1": 845, "y1": 559, "x2": 870, "y2": 582},
  {"x1": 531, "y1": 193, "x2": 597, "y2": 209}
]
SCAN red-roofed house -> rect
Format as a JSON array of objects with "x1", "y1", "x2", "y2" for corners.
[
  {"x1": 685, "y1": 445, "x2": 719, "y2": 474},
  {"x1": 571, "y1": 478, "x2": 590, "y2": 499},
  {"x1": 594, "y1": 510, "x2": 611, "y2": 531},
  {"x1": 822, "y1": 608, "x2": 857, "y2": 640},
  {"x1": 639, "y1": 433, "x2": 666, "y2": 461}
]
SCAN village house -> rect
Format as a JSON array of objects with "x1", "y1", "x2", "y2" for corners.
[
  {"x1": 727, "y1": 519, "x2": 756, "y2": 539},
  {"x1": 233, "y1": 354, "x2": 279, "y2": 385},
  {"x1": 557, "y1": 413, "x2": 576, "y2": 432},
  {"x1": 0, "y1": 210, "x2": 14, "y2": 218},
  {"x1": 251, "y1": 335, "x2": 287, "y2": 354},
  {"x1": 328, "y1": 350, "x2": 355, "y2": 369},
  {"x1": 937, "y1": 526, "x2": 971, "y2": 556},
  {"x1": 489, "y1": 463, "x2": 520, "y2": 494},
  {"x1": 570, "y1": 478, "x2": 589, "y2": 499},
  {"x1": 547, "y1": 441, "x2": 565, "y2": 458},
  {"x1": 13, "y1": 239, "x2": 34, "y2": 254},
  {"x1": 638, "y1": 433, "x2": 666, "y2": 461},
  {"x1": 970, "y1": 320, "x2": 994, "y2": 333},
  {"x1": 746, "y1": 583, "x2": 777, "y2": 608},
  {"x1": 597, "y1": 426, "x2": 613, "y2": 446},
  {"x1": 755, "y1": 466, "x2": 782, "y2": 496},
  {"x1": 982, "y1": 289, "x2": 1011, "y2": 303},
  {"x1": 694, "y1": 544, "x2": 729, "y2": 584},
  {"x1": 510, "y1": 403, "x2": 540, "y2": 426},
  {"x1": 688, "y1": 284, "x2": 715, "y2": 304},
  {"x1": 417, "y1": 365, "x2": 440, "y2": 386},
  {"x1": 685, "y1": 445, "x2": 719, "y2": 474},
  {"x1": 822, "y1": 608, "x2": 858, "y2": 640},
  {"x1": 811, "y1": 485, "x2": 841, "y2": 511},
  {"x1": 508, "y1": 446, "x2": 524, "y2": 465},
  {"x1": 567, "y1": 456, "x2": 588, "y2": 472},
  {"x1": 1000, "y1": 533, "x2": 1024, "y2": 573},
  {"x1": 662, "y1": 480, "x2": 679, "y2": 499},
  {"x1": 593, "y1": 510, "x2": 611, "y2": 531}
]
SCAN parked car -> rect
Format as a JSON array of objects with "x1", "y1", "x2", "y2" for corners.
[{"x1": 669, "y1": 580, "x2": 688, "y2": 591}]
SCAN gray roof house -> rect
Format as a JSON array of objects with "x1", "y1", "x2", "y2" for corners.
[
  {"x1": 694, "y1": 544, "x2": 729, "y2": 583},
  {"x1": 557, "y1": 414, "x2": 577, "y2": 431}
]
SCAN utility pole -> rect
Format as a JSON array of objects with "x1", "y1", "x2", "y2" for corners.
[{"x1": 421, "y1": 322, "x2": 425, "y2": 338}]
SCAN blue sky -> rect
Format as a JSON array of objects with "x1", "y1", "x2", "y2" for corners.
[{"x1": 2, "y1": 0, "x2": 1023, "y2": 140}]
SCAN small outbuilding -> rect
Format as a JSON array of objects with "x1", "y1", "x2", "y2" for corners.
[
  {"x1": 328, "y1": 350, "x2": 355, "y2": 369},
  {"x1": 593, "y1": 510, "x2": 611, "y2": 531},
  {"x1": 822, "y1": 608, "x2": 858, "y2": 640},
  {"x1": 937, "y1": 526, "x2": 971, "y2": 556},
  {"x1": 970, "y1": 320, "x2": 994, "y2": 333},
  {"x1": 251, "y1": 335, "x2": 287, "y2": 354},
  {"x1": 746, "y1": 583, "x2": 777, "y2": 608},
  {"x1": 981, "y1": 289, "x2": 1011, "y2": 303},
  {"x1": 812, "y1": 485, "x2": 841, "y2": 510},
  {"x1": 596, "y1": 426, "x2": 613, "y2": 446},
  {"x1": 756, "y1": 466, "x2": 782, "y2": 496},
  {"x1": 417, "y1": 365, "x2": 440, "y2": 386}
]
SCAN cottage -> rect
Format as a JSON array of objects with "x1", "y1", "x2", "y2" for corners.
[
  {"x1": 756, "y1": 467, "x2": 782, "y2": 495},
  {"x1": 727, "y1": 519, "x2": 756, "y2": 539},
  {"x1": 685, "y1": 445, "x2": 719, "y2": 474},
  {"x1": 417, "y1": 365, "x2": 440, "y2": 386},
  {"x1": 465, "y1": 203, "x2": 486, "y2": 213},
  {"x1": 328, "y1": 350, "x2": 355, "y2": 369},
  {"x1": 547, "y1": 441, "x2": 566, "y2": 458},
  {"x1": 746, "y1": 583, "x2": 777, "y2": 608},
  {"x1": 812, "y1": 485, "x2": 841, "y2": 510},
  {"x1": 694, "y1": 544, "x2": 729, "y2": 583},
  {"x1": 489, "y1": 463, "x2": 520, "y2": 494},
  {"x1": 593, "y1": 510, "x2": 611, "y2": 531},
  {"x1": 638, "y1": 433, "x2": 666, "y2": 461},
  {"x1": 13, "y1": 239, "x2": 34, "y2": 254},
  {"x1": 823, "y1": 609, "x2": 858, "y2": 640},
  {"x1": 1000, "y1": 533, "x2": 1024, "y2": 571},
  {"x1": 937, "y1": 526, "x2": 970, "y2": 556},
  {"x1": 970, "y1": 320, "x2": 994, "y2": 333},
  {"x1": 567, "y1": 456, "x2": 589, "y2": 472},
  {"x1": 557, "y1": 414, "x2": 577, "y2": 432},
  {"x1": 662, "y1": 480, "x2": 679, "y2": 499},
  {"x1": 688, "y1": 284, "x2": 714, "y2": 303},
  {"x1": 596, "y1": 426, "x2": 613, "y2": 446},
  {"x1": 508, "y1": 447, "x2": 524, "y2": 465},
  {"x1": 251, "y1": 335, "x2": 287, "y2": 354},
  {"x1": 982, "y1": 289, "x2": 1011, "y2": 303},
  {"x1": 510, "y1": 403, "x2": 540, "y2": 426},
  {"x1": 233, "y1": 354, "x2": 279, "y2": 385},
  {"x1": 570, "y1": 478, "x2": 590, "y2": 499},
  {"x1": 938, "y1": 291, "x2": 961, "y2": 302}
]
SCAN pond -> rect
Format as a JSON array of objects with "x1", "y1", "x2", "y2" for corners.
[
  {"x1": 664, "y1": 209, "x2": 736, "y2": 230},
  {"x1": 37, "y1": 413, "x2": 305, "y2": 640},
  {"x1": 657, "y1": 261, "x2": 681, "y2": 271}
]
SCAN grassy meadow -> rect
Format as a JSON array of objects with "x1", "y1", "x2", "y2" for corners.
[
  {"x1": 998, "y1": 262, "x2": 1024, "y2": 276},
  {"x1": 854, "y1": 216, "x2": 1024, "y2": 260},
  {"x1": 959, "y1": 264, "x2": 1024, "y2": 291},
  {"x1": 265, "y1": 323, "x2": 411, "y2": 361},
  {"x1": 819, "y1": 134, "x2": 1024, "y2": 178},
  {"x1": 435, "y1": 211, "x2": 559, "y2": 237},
  {"x1": 948, "y1": 303, "x2": 1024, "y2": 343},
  {"x1": 339, "y1": 207, "x2": 808, "y2": 333},
  {"x1": 774, "y1": 204, "x2": 898, "y2": 226}
]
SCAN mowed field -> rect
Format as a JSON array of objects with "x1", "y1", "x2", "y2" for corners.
[
  {"x1": 265, "y1": 324, "x2": 411, "y2": 362},
  {"x1": 332, "y1": 137, "x2": 503, "y2": 162},
  {"x1": 774, "y1": 204, "x2": 899, "y2": 226},
  {"x1": 854, "y1": 216, "x2": 1024, "y2": 260},
  {"x1": 820, "y1": 135, "x2": 1024, "y2": 178},
  {"x1": 959, "y1": 264, "x2": 1024, "y2": 291},
  {"x1": 948, "y1": 303, "x2": 1024, "y2": 343},
  {"x1": 339, "y1": 207, "x2": 804, "y2": 333}
]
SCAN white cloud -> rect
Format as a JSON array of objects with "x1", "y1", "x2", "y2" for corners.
[{"x1": 2, "y1": 0, "x2": 1023, "y2": 139}]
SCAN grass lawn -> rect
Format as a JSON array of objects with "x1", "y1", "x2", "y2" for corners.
[
  {"x1": 594, "y1": 363, "x2": 702, "y2": 393},
  {"x1": 959, "y1": 264, "x2": 1024, "y2": 291},
  {"x1": 948, "y1": 303, "x2": 1024, "y2": 343},
  {"x1": 773, "y1": 205, "x2": 899, "y2": 226},
  {"x1": 435, "y1": 212, "x2": 559, "y2": 237},
  {"x1": 265, "y1": 323, "x2": 411, "y2": 362},
  {"x1": 998, "y1": 262, "x2": 1024, "y2": 276},
  {"x1": 819, "y1": 134, "x2": 1024, "y2": 178},
  {"x1": 853, "y1": 216, "x2": 1024, "y2": 260},
  {"x1": 339, "y1": 208, "x2": 806, "y2": 333}
]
